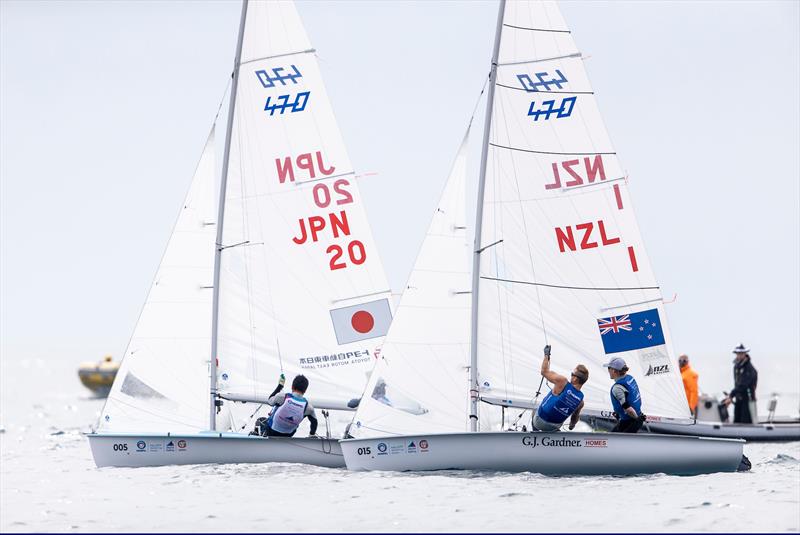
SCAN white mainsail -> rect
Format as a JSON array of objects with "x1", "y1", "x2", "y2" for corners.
[
  {"x1": 476, "y1": 0, "x2": 689, "y2": 422},
  {"x1": 350, "y1": 133, "x2": 471, "y2": 438},
  {"x1": 100, "y1": 127, "x2": 217, "y2": 433},
  {"x1": 214, "y1": 0, "x2": 392, "y2": 418}
]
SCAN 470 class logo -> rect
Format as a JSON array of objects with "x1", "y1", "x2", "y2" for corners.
[{"x1": 254, "y1": 64, "x2": 310, "y2": 116}]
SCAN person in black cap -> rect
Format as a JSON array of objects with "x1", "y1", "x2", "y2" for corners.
[
  {"x1": 722, "y1": 344, "x2": 758, "y2": 423},
  {"x1": 604, "y1": 357, "x2": 646, "y2": 433}
]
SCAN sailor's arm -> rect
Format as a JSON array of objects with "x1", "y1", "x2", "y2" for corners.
[
  {"x1": 568, "y1": 400, "x2": 584, "y2": 430},
  {"x1": 612, "y1": 383, "x2": 638, "y2": 419},
  {"x1": 540, "y1": 346, "x2": 566, "y2": 389},
  {"x1": 266, "y1": 374, "x2": 286, "y2": 405},
  {"x1": 305, "y1": 404, "x2": 318, "y2": 436}
]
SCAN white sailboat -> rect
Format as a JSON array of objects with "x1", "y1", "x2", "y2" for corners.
[
  {"x1": 88, "y1": 0, "x2": 393, "y2": 468},
  {"x1": 341, "y1": 0, "x2": 746, "y2": 476}
]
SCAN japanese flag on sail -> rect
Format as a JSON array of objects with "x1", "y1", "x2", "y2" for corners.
[
  {"x1": 330, "y1": 299, "x2": 392, "y2": 344},
  {"x1": 597, "y1": 308, "x2": 665, "y2": 354}
]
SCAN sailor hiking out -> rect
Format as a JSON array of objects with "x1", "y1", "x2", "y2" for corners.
[
  {"x1": 604, "y1": 357, "x2": 646, "y2": 433},
  {"x1": 252, "y1": 374, "x2": 319, "y2": 437},
  {"x1": 532, "y1": 345, "x2": 589, "y2": 432}
]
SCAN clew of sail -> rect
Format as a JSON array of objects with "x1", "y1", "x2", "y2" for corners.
[
  {"x1": 476, "y1": 0, "x2": 690, "y2": 423},
  {"x1": 349, "y1": 132, "x2": 472, "y2": 439},
  {"x1": 215, "y1": 1, "x2": 392, "y2": 420},
  {"x1": 99, "y1": 127, "x2": 217, "y2": 433}
]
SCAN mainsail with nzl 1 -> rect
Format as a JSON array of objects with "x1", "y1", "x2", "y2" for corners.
[
  {"x1": 88, "y1": 0, "x2": 393, "y2": 468},
  {"x1": 341, "y1": 0, "x2": 747, "y2": 476}
]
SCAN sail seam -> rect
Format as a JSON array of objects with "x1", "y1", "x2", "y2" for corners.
[
  {"x1": 480, "y1": 276, "x2": 659, "y2": 292},
  {"x1": 503, "y1": 24, "x2": 570, "y2": 33},
  {"x1": 497, "y1": 52, "x2": 581, "y2": 67},
  {"x1": 489, "y1": 142, "x2": 616, "y2": 156},
  {"x1": 495, "y1": 83, "x2": 593, "y2": 95},
  {"x1": 239, "y1": 48, "x2": 316, "y2": 66}
]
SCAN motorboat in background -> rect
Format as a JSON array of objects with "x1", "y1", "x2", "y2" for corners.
[
  {"x1": 77, "y1": 355, "x2": 119, "y2": 397},
  {"x1": 585, "y1": 392, "x2": 800, "y2": 441}
]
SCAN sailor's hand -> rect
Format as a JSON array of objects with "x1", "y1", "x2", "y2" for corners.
[
  {"x1": 543, "y1": 345, "x2": 551, "y2": 359},
  {"x1": 722, "y1": 397, "x2": 732, "y2": 407},
  {"x1": 278, "y1": 373, "x2": 286, "y2": 387},
  {"x1": 568, "y1": 422, "x2": 576, "y2": 430}
]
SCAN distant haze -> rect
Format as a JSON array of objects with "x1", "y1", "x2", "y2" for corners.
[{"x1": 1, "y1": 1, "x2": 798, "y2": 399}]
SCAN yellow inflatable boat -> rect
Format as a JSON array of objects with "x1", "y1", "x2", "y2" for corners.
[{"x1": 77, "y1": 355, "x2": 119, "y2": 397}]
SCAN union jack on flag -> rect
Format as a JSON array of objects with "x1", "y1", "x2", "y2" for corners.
[
  {"x1": 597, "y1": 308, "x2": 665, "y2": 354},
  {"x1": 597, "y1": 315, "x2": 632, "y2": 335}
]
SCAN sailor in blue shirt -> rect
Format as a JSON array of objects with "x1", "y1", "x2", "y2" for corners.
[
  {"x1": 532, "y1": 345, "x2": 589, "y2": 432},
  {"x1": 604, "y1": 357, "x2": 646, "y2": 433}
]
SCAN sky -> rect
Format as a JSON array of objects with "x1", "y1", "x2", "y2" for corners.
[{"x1": 1, "y1": 0, "x2": 798, "y2": 397}]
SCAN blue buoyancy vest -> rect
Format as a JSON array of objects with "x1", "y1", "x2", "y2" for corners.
[
  {"x1": 536, "y1": 383, "x2": 585, "y2": 424},
  {"x1": 267, "y1": 393, "x2": 308, "y2": 434},
  {"x1": 610, "y1": 374, "x2": 642, "y2": 421}
]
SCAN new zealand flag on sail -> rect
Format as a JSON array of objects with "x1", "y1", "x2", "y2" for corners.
[{"x1": 597, "y1": 308, "x2": 665, "y2": 354}]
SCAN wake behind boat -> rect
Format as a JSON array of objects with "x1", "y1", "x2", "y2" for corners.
[{"x1": 88, "y1": 0, "x2": 393, "y2": 468}]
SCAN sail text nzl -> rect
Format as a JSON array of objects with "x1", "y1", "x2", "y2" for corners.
[{"x1": 545, "y1": 154, "x2": 606, "y2": 190}]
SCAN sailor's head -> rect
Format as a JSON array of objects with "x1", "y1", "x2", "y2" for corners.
[
  {"x1": 292, "y1": 374, "x2": 309, "y2": 394},
  {"x1": 732, "y1": 344, "x2": 750, "y2": 362},
  {"x1": 603, "y1": 357, "x2": 628, "y2": 379},
  {"x1": 678, "y1": 354, "x2": 689, "y2": 369},
  {"x1": 570, "y1": 364, "x2": 589, "y2": 387}
]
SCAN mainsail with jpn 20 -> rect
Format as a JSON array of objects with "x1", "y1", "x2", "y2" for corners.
[{"x1": 88, "y1": 0, "x2": 393, "y2": 468}]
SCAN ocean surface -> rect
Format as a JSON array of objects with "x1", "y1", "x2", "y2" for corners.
[{"x1": 2, "y1": 357, "x2": 799, "y2": 533}]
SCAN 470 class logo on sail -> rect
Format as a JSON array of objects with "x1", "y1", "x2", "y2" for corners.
[
  {"x1": 255, "y1": 64, "x2": 309, "y2": 115},
  {"x1": 517, "y1": 69, "x2": 576, "y2": 121}
]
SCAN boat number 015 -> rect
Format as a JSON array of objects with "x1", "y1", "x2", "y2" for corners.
[
  {"x1": 357, "y1": 446, "x2": 371, "y2": 455},
  {"x1": 113, "y1": 443, "x2": 128, "y2": 451}
]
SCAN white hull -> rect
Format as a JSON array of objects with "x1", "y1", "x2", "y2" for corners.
[
  {"x1": 88, "y1": 433, "x2": 344, "y2": 468},
  {"x1": 584, "y1": 415, "x2": 800, "y2": 442},
  {"x1": 341, "y1": 432, "x2": 744, "y2": 476}
]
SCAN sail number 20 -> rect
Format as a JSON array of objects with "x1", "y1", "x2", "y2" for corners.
[{"x1": 327, "y1": 241, "x2": 366, "y2": 270}]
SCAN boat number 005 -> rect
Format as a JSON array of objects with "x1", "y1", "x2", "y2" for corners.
[
  {"x1": 113, "y1": 443, "x2": 128, "y2": 451},
  {"x1": 327, "y1": 240, "x2": 366, "y2": 271},
  {"x1": 357, "y1": 447, "x2": 371, "y2": 455}
]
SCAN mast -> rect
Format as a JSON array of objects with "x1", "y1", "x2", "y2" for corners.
[
  {"x1": 209, "y1": 0, "x2": 249, "y2": 430},
  {"x1": 468, "y1": 0, "x2": 505, "y2": 432}
]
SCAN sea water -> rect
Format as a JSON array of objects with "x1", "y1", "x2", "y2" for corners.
[{"x1": 2, "y1": 357, "x2": 799, "y2": 533}]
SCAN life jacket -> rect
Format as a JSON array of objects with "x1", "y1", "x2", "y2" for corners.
[
  {"x1": 536, "y1": 382, "x2": 584, "y2": 424},
  {"x1": 610, "y1": 374, "x2": 641, "y2": 421},
  {"x1": 267, "y1": 393, "x2": 307, "y2": 434}
]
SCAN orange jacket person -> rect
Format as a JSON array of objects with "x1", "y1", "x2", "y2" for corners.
[{"x1": 678, "y1": 354, "x2": 699, "y2": 417}]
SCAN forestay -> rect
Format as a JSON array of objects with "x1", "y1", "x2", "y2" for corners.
[
  {"x1": 215, "y1": 1, "x2": 392, "y2": 414},
  {"x1": 476, "y1": 0, "x2": 689, "y2": 422},
  {"x1": 100, "y1": 127, "x2": 217, "y2": 433}
]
